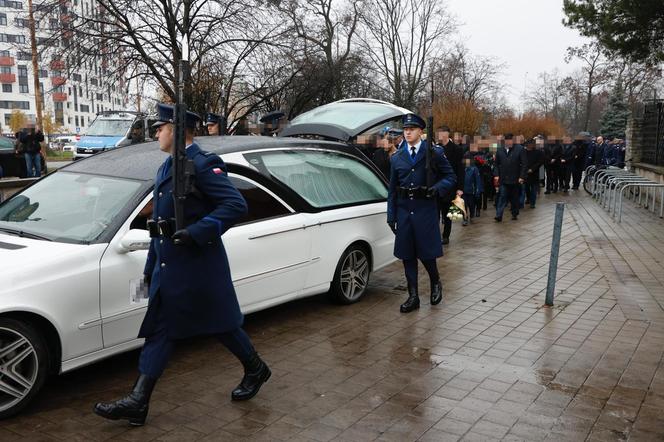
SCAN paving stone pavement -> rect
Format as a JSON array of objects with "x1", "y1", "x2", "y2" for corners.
[{"x1": 2, "y1": 190, "x2": 664, "y2": 441}]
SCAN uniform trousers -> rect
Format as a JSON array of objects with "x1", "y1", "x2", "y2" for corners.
[
  {"x1": 138, "y1": 298, "x2": 254, "y2": 379},
  {"x1": 403, "y1": 258, "x2": 439, "y2": 289}
]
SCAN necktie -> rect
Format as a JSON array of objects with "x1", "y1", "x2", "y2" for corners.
[{"x1": 410, "y1": 146, "x2": 416, "y2": 159}]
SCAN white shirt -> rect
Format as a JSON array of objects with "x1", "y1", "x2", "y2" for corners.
[{"x1": 407, "y1": 140, "x2": 422, "y2": 157}]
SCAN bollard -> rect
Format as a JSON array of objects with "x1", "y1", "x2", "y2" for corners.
[{"x1": 545, "y1": 202, "x2": 565, "y2": 306}]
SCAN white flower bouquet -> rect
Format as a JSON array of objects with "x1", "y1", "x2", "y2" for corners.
[{"x1": 446, "y1": 195, "x2": 467, "y2": 222}]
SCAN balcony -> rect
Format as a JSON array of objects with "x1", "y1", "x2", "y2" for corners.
[
  {"x1": 51, "y1": 76, "x2": 66, "y2": 86},
  {"x1": 50, "y1": 60, "x2": 65, "y2": 70},
  {"x1": 0, "y1": 56, "x2": 15, "y2": 66},
  {"x1": 53, "y1": 92, "x2": 68, "y2": 102},
  {"x1": 0, "y1": 73, "x2": 16, "y2": 83}
]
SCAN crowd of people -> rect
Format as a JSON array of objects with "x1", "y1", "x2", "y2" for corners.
[{"x1": 365, "y1": 125, "x2": 627, "y2": 241}]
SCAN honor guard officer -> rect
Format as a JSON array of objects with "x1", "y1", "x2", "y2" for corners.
[
  {"x1": 387, "y1": 113, "x2": 457, "y2": 313},
  {"x1": 205, "y1": 112, "x2": 223, "y2": 135},
  {"x1": 94, "y1": 103, "x2": 271, "y2": 426}
]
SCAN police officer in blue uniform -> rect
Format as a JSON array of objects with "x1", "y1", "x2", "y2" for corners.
[
  {"x1": 387, "y1": 113, "x2": 457, "y2": 313},
  {"x1": 94, "y1": 104, "x2": 270, "y2": 426},
  {"x1": 205, "y1": 112, "x2": 224, "y2": 136}
]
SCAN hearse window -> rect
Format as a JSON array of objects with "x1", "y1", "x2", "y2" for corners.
[
  {"x1": 229, "y1": 176, "x2": 290, "y2": 223},
  {"x1": 245, "y1": 150, "x2": 387, "y2": 208}
]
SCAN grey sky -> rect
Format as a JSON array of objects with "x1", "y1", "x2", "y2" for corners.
[{"x1": 445, "y1": 0, "x2": 590, "y2": 112}]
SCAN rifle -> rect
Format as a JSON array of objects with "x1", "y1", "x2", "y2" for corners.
[
  {"x1": 425, "y1": 75, "x2": 435, "y2": 188},
  {"x1": 172, "y1": 33, "x2": 195, "y2": 233}
]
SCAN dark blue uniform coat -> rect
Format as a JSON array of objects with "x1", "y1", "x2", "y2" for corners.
[
  {"x1": 387, "y1": 140, "x2": 456, "y2": 260},
  {"x1": 139, "y1": 143, "x2": 248, "y2": 340}
]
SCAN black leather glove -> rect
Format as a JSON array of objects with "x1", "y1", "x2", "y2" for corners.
[
  {"x1": 388, "y1": 222, "x2": 397, "y2": 235},
  {"x1": 143, "y1": 273, "x2": 151, "y2": 287},
  {"x1": 172, "y1": 229, "x2": 194, "y2": 246},
  {"x1": 426, "y1": 187, "x2": 438, "y2": 198}
]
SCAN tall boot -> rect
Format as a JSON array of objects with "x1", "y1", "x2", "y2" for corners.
[
  {"x1": 231, "y1": 352, "x2": 271, "y2": 401},
  {"x1": 93, "y1": 374, "x2": 157, "y2": 426},
  {"x1": 400, "y1": 284, "x2": 420, "y2": 313},
  {"x1": 430, "y1": 280, "x2": 443, "y2": 305}
]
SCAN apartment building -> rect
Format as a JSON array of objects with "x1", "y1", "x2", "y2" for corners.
[{"x1": 0, "y1": 0, "x2": 128, "y2": 135}]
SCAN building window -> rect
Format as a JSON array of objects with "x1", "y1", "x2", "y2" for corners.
[
  {"x1": 0, "y1": 13, "x2": 7, "y2": 26},
  {"x1": 80, "y1": 104, "x2": 89, "y2": 113},
  {"x1": 16, "y1": 51, "x2": 30, "y2": 61},
  {"x1": 0, "y1": 100, "x2": 29, "y2": 109},
  {"x1": 2, "y1": 84, "x2": 11, "y2": 93},
  {"x1": 38, "y1": 69, "x2": 47, "y2": 78},
  {"x1": 0, "y1": 66, "x2": 10, "y2": 74},
  {"x1": 17, "y1": 65, "x2": 27, "y2": 77},
  {"x1": 73, "y1": 73, "x2": 81, "y2": 82},
  {"x1": 19, "y1": 84, "x2": 28, "y2": 93},
  {"x1": 14, "y1": 18, "x2": 27, "y2": 27},
  {"x1": 75, "y1": 115, "x2": 78, "y2": 127},
  {"x1": 0, "y1": 50, "x2": 8, "y2": 57}
]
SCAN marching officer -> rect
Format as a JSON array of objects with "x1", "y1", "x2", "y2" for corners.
[
  {"x1": 94, "y1": 104, "x2": 270, "y2": 426},
  {"x1": 205, "y1": 112, "x2": 225, "y2": 136},
  {"x1": 387, "y1": 113, "x2": 457, "y2": 313}
]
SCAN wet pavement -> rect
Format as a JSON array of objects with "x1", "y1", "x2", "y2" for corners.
[{"x1": 2, "y1": 190, "x2": 664, "y2": 441}]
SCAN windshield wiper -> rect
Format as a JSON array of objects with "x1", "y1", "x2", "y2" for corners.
[{"x1": 0, "y1": 227, "x2": 52, "y2": 241}]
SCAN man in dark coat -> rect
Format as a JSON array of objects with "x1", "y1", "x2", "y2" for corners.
[
  {"x1": 436, "y1": 125, "x2": 463, "y2": 245},
  {"x1": 559, "y1": 136, "x2": 576, "y2": 192},
  {"x1": 19, "y1": 124, "x2": 44, "y2": 177},
  {"x1": 387, "y1": 114, "x2": 456, "y2": 313},
  {"x1": 572, "y1": 133, "x2": 589, "y2": 189},
  {"x1": 525, "y1": 137, "x2": 544, "y2": 208},
  {"x1": 94, "y1": 104, "x2": 270, "y2": 426},
  {"x1": 587, "y1": 136, "x2": 607, "y2": 167},
  {"x1": 372, "y1": 126, "x2": 402, "y2": 178},
  {"x1": 543, "y1": 136, "x2": 561, "y2": 194},
  {"x1": 494, "y1": 133, "x2": 527, "y2": 221}
]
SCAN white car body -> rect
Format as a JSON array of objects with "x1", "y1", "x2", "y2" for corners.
[{"x1": 0, "y1": 149, "x2": 394, "y2": 374}]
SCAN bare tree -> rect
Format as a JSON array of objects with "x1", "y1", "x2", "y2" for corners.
[
  {"x1": 434, "y1": 44, "x2": 504, "y2": 107},
  {"x1": 279, "y1": 0, "x2": 364, "y2": 102},
  {"x1": 358, "y1": 0, "x2": 454, "y2": 109},
  {"x1": 565, "y1": 42, "x2": 610, "y2": 131}
]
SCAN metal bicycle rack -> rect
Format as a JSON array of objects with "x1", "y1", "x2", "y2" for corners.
[
  {"x1": 586, "y1": 167, "x2": 664, "y2": 223},
  {"x1": 616, "y1": 183, "x2": 664, "y2": 222}
]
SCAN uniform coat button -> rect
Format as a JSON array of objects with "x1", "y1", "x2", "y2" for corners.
[
  {"x1": 158, "y1": 192, "x2": 163, "y2": 197},
  {"x1": 159, "y1": 239, "x2": 163, "y2": 244},
  {"x1": 410, "y1": 211, "x2": 414, "y2": 215},
  {"x1": 158, "y1": 216, "x2": 162, "y2": 220},
  {"x1": 161, "y1": 263, "x2": 166, "y2": 268}
]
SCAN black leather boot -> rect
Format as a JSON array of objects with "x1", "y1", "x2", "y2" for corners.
[
  {"x1": 430, "y1": 280, "x2": 443, "y2": 305},
  {"x1": 231, "y1": 352, "x2": 271, "y2": 401},
  {"x1": 400, "y1": 285, "x2": 420, "y2": 313},
  {"x1": 93, "y1": 374, "x2": 157, "y2": 426}
]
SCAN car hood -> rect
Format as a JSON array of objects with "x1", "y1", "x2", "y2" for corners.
[
  {"x1": 279, "y1": 99, "x2": 411, "y2": 142},
  {"x1": 0, "y1": 233, "x2": 104, "y2": 293}
]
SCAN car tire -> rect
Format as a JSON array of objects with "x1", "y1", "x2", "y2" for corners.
[
  {"x1": 0, "y1": 318, "x2": 50, "y2": 420},
  {"x1": 330, "y1": 244, "x2": 371, "y2": 305}
]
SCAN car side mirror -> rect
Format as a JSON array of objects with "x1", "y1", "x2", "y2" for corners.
[{"x1": 117, "y1": 229, "x2": 151, "y2": 253}]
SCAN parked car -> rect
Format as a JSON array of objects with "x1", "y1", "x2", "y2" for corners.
[
  {"x1": 50, "y1": 135, "x2": 78, "y2": 152},
  {"x1": 0, "y1": 98, "x2": 405, "y2": 417},
  {"x1": 0, "y1": 136, "x2": 47, "y2": 178}
]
